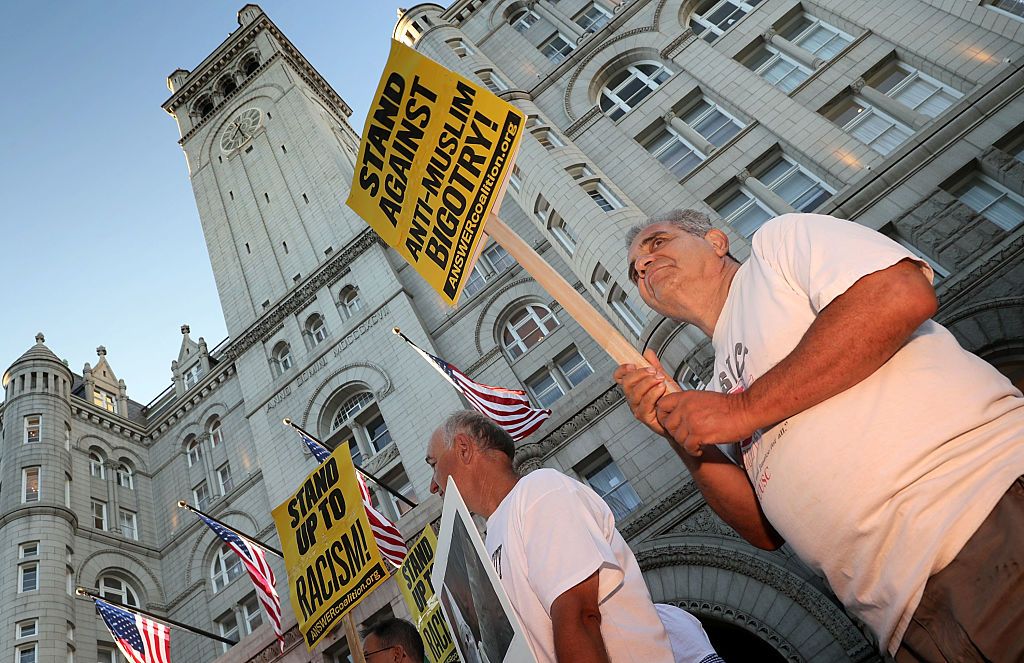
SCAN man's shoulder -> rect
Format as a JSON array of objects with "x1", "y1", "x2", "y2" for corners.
[{"x1": 516, "y1": 468, "x2": 582, "y2": 494}]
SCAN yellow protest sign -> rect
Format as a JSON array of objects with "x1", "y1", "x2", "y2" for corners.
[
  {"x1": 398, "y1": 526, "x2": 458, "y2": 663},
  {"x1": 272, "y1": 446, "x2": 389, "y2": 650},
  {"x1": 346, "y1": 39, "x2": 525, "y2": 305}
]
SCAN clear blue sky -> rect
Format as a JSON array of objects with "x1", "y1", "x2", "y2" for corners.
[{"x1": 0, "y1": 2, "x2": 443, "y2": 404}]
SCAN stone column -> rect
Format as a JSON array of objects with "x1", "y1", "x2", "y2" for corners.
[
  {"x1": 738, "y1": 169, "x2": 796, "y2": 215},
  {"x1": 853, "y1": 78, "x2": 929, "y2": 129},
  {"x1": 663, "y1": 111, "x2": 715, "y2": 156},
  {"x1": 763, "y1": 29, "x2": 820, "y2": 70},
  {"x1": 531, "y1": 0, "x2": 583, "y2": 41}
]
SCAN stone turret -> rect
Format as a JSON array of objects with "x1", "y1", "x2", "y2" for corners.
[{"x1": 0, "y1": 334, "x2": 77, "y2": 662}]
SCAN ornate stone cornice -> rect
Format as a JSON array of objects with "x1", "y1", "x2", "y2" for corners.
[
  {"x1": 227, "y1": 229, "x2": 376, "y2": 361},
  {"x1": 149, "y1": 364, "x2": 236, "y2": 441},
  {"x1": 620, "y1": 479, "x2": 697, "y2": 540},
  {"x1": 514, "y1": 384, "x2": 624, "y2": 470},
  {"x1": 70, "y1": 403, "x2": 148, "y2": 443},
  {"x1": 659, "y1": 29, "x2": 695, "y2": 59},
  {"x1": 245, "y1": 625, "x2": 303, "y2": 661},
  {"x1": 465, "y1": 347, "x2": 501, "y2": 375},
  {"x1": 363, "y1": 441, "x2": 400, "y2": 476},
  {"x1": 637, "y1": 544, "x2": 876, "y2": 660},
  {"x1": 937, "y1": 228, "x2": 1024, "y2": 314},
  {"x1": 565, "y1": 106, "x2": 603, "y2": 140}
]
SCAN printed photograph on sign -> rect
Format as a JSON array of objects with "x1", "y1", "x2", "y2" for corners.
[{"x1": 432, "y1": 479, "x2": 533, "y2": 663}]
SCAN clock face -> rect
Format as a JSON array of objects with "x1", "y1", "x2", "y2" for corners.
[{"x1": 220, "y1": 107, "x2": 262, "y2": 153}]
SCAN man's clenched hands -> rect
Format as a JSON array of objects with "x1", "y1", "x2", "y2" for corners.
[
  {"x1": 656, "y1": 390, "x2": 756, "y2": 456},
  {"x1": 613, "y1": 350, "x2": 672, "y2": 437}
]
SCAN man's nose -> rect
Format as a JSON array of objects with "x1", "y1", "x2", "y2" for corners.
[
  {"x1": 430, "y1": 478, "x2": 440, "y2": 494},
  {"x1": 634, "y1": 253, "x2": 656, "y2": 278}
]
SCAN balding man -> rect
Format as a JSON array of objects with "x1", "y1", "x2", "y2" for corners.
[
  {"x1": 615, "y1": 209, "x2": 1024, "y2": 661},
  {"x1": 426, "y1": 410, "x2": 720, "y2": 663}
]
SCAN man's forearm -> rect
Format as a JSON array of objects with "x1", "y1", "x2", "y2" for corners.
[
  {"x1": 740, "y1": 260, "x2": 936, "y2": 432},
  {"x1": 671, "y1": 441, "x2": 783, "y2": 549}
]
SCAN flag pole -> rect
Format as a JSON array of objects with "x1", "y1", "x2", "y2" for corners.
[
  {"x1": 177, "y1": 501, "x2": 283, "y2": 558},
  {"x1": 281, "y1": 419, "x2": 418, "y2": 510},
  {"x1": 345, "y1": 614, "x2": 368, "y2": 663},
  {"x1": 77, "y1": 587, "x2": 238, "y2": 646}
]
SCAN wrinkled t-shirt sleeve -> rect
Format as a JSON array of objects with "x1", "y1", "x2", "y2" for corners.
[
  {"x1": 520, "y1": 482, "x2": 624, "y2": 616},
  {"x1": 751, "y1": 213, "x2": 935, "y2": 312}
]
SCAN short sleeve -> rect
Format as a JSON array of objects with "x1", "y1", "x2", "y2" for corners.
[
  {"x1": 751, "y1": 213, "x2": 934, "y2": 312},
  {"x1": 520, "y1": 480, "x2": 624, "y2": 615}
]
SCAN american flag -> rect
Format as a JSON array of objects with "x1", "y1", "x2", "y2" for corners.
[
  {"x1": 195, "y1": 512, "x2": 285, "y2": 652},
  {"x1": 396, "y1": 331, "x2": 551, "y2": 440},
  {"x1": 294, "y1": 428, "x2": 408, "y2": 566},
  {"x1": 95, "y1": 599, "x2": 170, "y2": 663}
]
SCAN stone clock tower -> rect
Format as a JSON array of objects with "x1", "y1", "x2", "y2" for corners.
[{"x1": 162, "y1": 4, "x2": 369, "y2": 338}]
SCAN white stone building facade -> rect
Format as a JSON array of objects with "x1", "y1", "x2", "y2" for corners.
[{"x1": 2, "y1": 1, "x2": 1022, "y2": 662}]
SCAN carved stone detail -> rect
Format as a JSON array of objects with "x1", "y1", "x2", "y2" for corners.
[
  {"x1": 636, "y1": 544, "x2": 876, "y2": 659},
  {"x1": 660, "y1": 29, "x2": 696, "y2": 59},
  {"x1": 514, "y1": 384, "x2": 625, "y2": 470},
  {"x1": 363, "y1": 441, "x2": 400, "y2": 475},
  {"x1": 620, "y1": 480, "x2": 697, "y2": 540}
]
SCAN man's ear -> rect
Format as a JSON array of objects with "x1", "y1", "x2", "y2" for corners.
[
  {"x1": 706, "y1": 228, "x2": 731, "y2": 258},
  {"x1": 453, "y1": 432, "x2": 474, "y2": 464},
  {"x1": 392, "y1": 645, "x2": 405, "y2": 663}
]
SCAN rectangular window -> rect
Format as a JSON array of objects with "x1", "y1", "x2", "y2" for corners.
[
  {"x1": 217, "y1": 611, "x2": 239, "y2": 654},
  {"x1": 242, "y1": 594, "x2": 263, "y2": 632},
  {"x1": 508, "y1": 165, "x2": 523, "y2": 193},
  {"x1": 831, "y1": 96, "x2": 912, "y2": 155},
  {"x1": 17, "y1": 620, "x2": 38, "y2": 638},
  {"x1": 691, "y1": 0, "x2": 763, "y2": 42},
  {"x1": 781, "y1": 15, "x2": 852, "y2": 61},
  {"x1": 218, "y1": 464, "x2": 234, "y2": 494},
  {"x1": 119, "y1": 509, "x2": 138, "y2": 540},
  {"x1": 581, "y1": 451, "x2": 643, "y2": 521},
  {"x1": 540, "y1": 33, "x2": 575, "y2": 64},
  {"x1": 527, "y1": 368, "x2": 565, "y2": 408},
  {"x1": 746, "y1": 44, "x2": 810, "y2": 92},
  {"x1": 592, "y1": 265, "x2": 612, "y2": 296},
  {"x1": 478, "y1": 70, "x2": 509, "y2": 93},
  {"x1": 17, "y1": 645, "x2": 37, "y2": 663},
  {"x1": 184, "y1": 365, "x2": 203, "y2": 390},
  {"x1": 65, "y1": 475, "x2": 72, "y2": 508},
  {"x1": 97, "y1": 647, "x2": 117, "y2": 663},
  {"x1": 194, "y1": 481, "x2": 212, "y2": 511},
  {"x1": 583, "y1": 181, "x2": 622, "y2": 211},
  {"x1": 19, "y1": 563, "x2": 38, "y2": 593},
  {"x1": 954, "y1": 174, "x2": 1024, "y2": 231},
  {"x1": 872, "y1": 62, "x2": 960, "y2": 118},
  {"x1": 550, "y1": 215, "x2": 579, "y2": 254},
  {"x1": 646, "y1": 127, "x2": 705, "y2": 178},
  {"x1": 987, "y1": 0, "x2": 1024, "y2": 19},
  {"x1": 684, "y1": 98, "x2": 744, "y2": 146},
  {"x1": 575, "y1": 3, "x2": 613, "y2": 32},
  {"x1": 512, "y1": 9, "x2": 541, "y2": 32},
  {"x1": 759, "y1": 155, "x2": 834, "y2": 211},
  {"x1": 93, "y1": 389, "x2": 117, "y2": 414},
  {"x1": 92, "y1": 500, "x2": 107, "y2": 530},
  {"x1": 532, "y1": 127, "x2": 565, "y2": 150},
  {"x1": 714, "y1": 187, "x2": 774, "y2": 237},
  {"x1": 556, "y1": 347, "x2": 594, "y2": 387},
  {"x1": 611, "y1": 286, "x2": 645, "y2": 336},
  {"x1": 20, "y1": 542, "x2": 39, "y2": 559},
  {"x1": 24, "y1": 415, "x2": 41, "y2": 444},
  {"x1": 22, "y1": 467, "x2": 40, "y2": 503},
  {"x1": 447, "y1": 38, "x2": 474, "y2": 57},
  {"x1": 463, "y1": 243, "x2": 516, "y2": 298},
  {"x1": 386, "y1": 469, "x2": 418, "y2": 518}
]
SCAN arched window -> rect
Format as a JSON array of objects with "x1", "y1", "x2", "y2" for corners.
[
  {"x1": 210, "y1": 544, "x2": 244, "y2": 592},
  {"x1": 186, "y1": 437, "x2": 203, "y2": 468},
  {"x1": 272, "y1": 342, "x2": 293, "y2": 375},
  {"x1": 115, "y1": 462, "x2": 133, "y2": 490},
  {"x1": 208, "y1": 418, "x2": 224, "y2": 449},
  {"x1": 194, "y1": 96, "x2": 215, "y2": 119},
  {"x1": 240, "y1": 52, "x2": 261, "y2": 77},
  {"x1": 327, "y1": 389, "x2": 393, "y2": 467},
  {"x1": 98, "y1": 575, "x2": 140, "y2": 608},
  {"x1": 218, "y1": 75, "x2": 237, "y2": 98},
  {"x1": 509, "y1": 8, "x2": 541, "y2": 32},
  {"x1": 339, "y1": 286, "x2": 362, "y2": 319},
  {"x1": 306, "y1": 314, "x2": 328, "y2": 346},
  {"x1": 89, "y1": 450, "x2": 106, "y2": 479},
  {"x1": 599, "y1": 62, "x2": 673, "y2": 120},
  {"x1": 502, "y1": 304, "x2": 560, "y2": 360}
]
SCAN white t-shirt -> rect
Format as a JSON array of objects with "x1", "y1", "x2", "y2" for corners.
[
  {"x1": 485, "y1": 469, "x2": 674, "y2": 663},
  {"x1": 655, "y1": 604, "x2": 720, "y2": 663},
  {"x1": 713, "y1": 214, "x2": 1024, "y2": 655}
]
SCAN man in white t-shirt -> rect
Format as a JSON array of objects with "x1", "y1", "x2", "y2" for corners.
[
  {"x1": 425, "y1": 411, "x2": 721, "y2": 663},
  {"x1": 615, "y1": 209, "x2": 1024, "y2": 661}
]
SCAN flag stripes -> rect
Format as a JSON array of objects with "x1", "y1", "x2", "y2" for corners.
[
  {"x1": 399, "y1": 333, "x2": 551, "y2": 441},
  {"x1": 95, "y1": 599, "x2": 171, "y2": 663},
  {"x1": 293, "y1": 428, "x2": 408, "y2": 566},
  {"x1": 195, "y1": 513, "x2": 285, "y2": 652}
]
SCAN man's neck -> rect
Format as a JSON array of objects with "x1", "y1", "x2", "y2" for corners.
[
  {"x1": 474, "y1": 468, "x2": 521, "y2": 519},
  {"x1": 695, "y1": 258, "x2": 741, "y2": 338}
]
